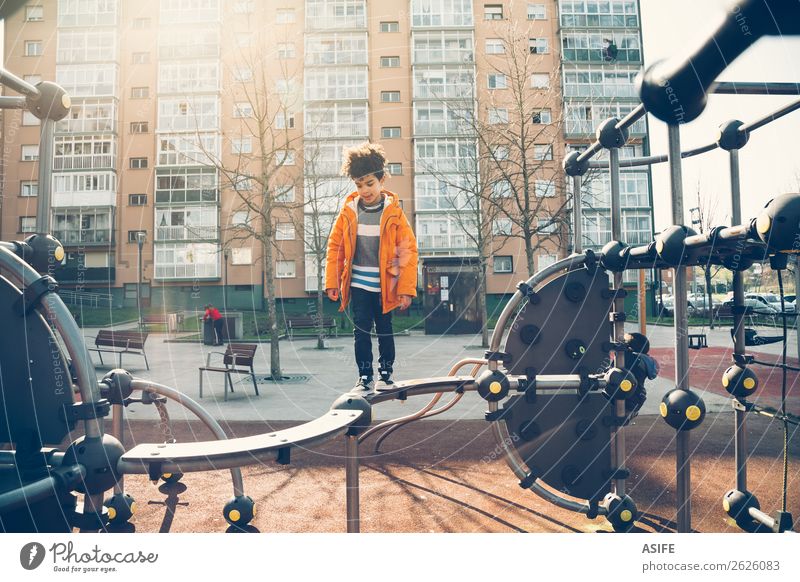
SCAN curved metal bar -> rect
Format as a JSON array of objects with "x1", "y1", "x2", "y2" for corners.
[
  {"x1": 358, "y1": 358, "x2": 486, "y2": 445},
  {"x1": 131, "y1": 379, "x2": 245, "y2": 496},
  {"x1": 589, "y1": 142, "x2": 719, "y2": 170},
  {"x1": 615, "y1": 103, "x2": 646, "y2": 130},
  {"x1": 487, "y1": 401, "x2": 607, "y2": 517},
  {"x1": 0, "y1": 67, "x2": 41, "y2": 97},
  {"x1": 489, "y1": 254, "x2": 589, "y2": 352},
  {"x1": 371, "y1": 360, "x2": 485, "y2": 451},
  {"x1": 712, "y1": 82, "x2": 800, "y2": 96},
  {"x1": 0, "y1": 246, "x2": 102, "y2": 439}
]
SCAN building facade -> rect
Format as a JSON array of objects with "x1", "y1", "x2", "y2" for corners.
[{"x1": 1, "y1": 0, "x2": 652, "y2": 309}]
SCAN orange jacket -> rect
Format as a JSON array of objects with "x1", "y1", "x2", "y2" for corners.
[{"x1": 325, "y1": 190, "x2": 418, "y2": 314}]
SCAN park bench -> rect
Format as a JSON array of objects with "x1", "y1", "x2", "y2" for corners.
[
  {"x1": 286, "y1": 315, "x2": 338, "y2": 339},
  {"x1": 141, "y1": 312, "x2": 183, "y2": 332},
  {"x1": 88, "y1": 330, "x2": 150, "y2": 369},
  {"x1": 198, "y1": 343, "x2": 259, "y2": 401}
]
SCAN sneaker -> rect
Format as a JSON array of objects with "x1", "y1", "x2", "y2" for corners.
[
  {"x1": 356, "y1": 376, "x2": 374, "y2": 391},
  {"x1": 376, "y1": 372, "x2": 396, "y2": 391}
]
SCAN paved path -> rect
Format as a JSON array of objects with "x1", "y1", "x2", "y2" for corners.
[{"x1": 78, "y1": 320, "x2": 800, "y2": 423}]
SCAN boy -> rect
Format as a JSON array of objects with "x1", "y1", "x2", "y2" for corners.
[{"x1": 325, "y1": 143, "x2": 418, "y2": 390}]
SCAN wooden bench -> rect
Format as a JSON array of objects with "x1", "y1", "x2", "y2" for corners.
[
  {"x1": 286, "y1": 316, "x2": 337, "y2": 339},
  {"x1": 88, "y1": 330, "x2": 149, "y2": 369},
  {"x1": 198, "y1": 343, "x2": 259, "y2": 401},
  {"x1": 688, "y1": 333, "x2": 708, "y2": 350},
  {"x1": 141, "y1": 312, "x2": 183, "y2": 332}
]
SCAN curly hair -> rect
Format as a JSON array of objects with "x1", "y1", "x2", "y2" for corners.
[{"x1": 340, "y1": 142, "x2": 386, "y2": 181}]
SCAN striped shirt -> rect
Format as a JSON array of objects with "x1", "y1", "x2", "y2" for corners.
[{"x1": 351, "y1": 197, "x2": 384, "y2": 292}]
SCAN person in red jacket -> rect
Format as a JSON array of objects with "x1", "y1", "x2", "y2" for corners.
[
  {"x1": 203, "y1": 303, "x2": 224, "y2": 346},
  {"x1": 325, "y1": 142, "x2": 418, "y2": 391}
]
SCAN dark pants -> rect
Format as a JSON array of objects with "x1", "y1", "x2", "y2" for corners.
[
  {"x1": 351, "y1": 287, "x2": 394, "y2": 379},
  {"x1": 213, "y1": 319, "x2": 224, "y2": 344}
]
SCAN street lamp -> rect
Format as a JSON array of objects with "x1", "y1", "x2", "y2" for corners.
[
  {"x1": 223, "y1": 248, "x2": 229, "y2": 313},
  {"x1": 136, "y1": 231, "x2": 146, "y2": 331}
]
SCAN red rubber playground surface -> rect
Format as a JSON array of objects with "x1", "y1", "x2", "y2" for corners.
[{"x1": 650, "y1": 347, "x2": 800, "y2": 411}]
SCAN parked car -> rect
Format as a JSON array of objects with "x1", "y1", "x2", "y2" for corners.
[
  {"x1": 719, "y1": 294, "x2": 779, "y2": 315},
  {"x1": 658, "y1": 295, "x2": 698, "y2": 317}
]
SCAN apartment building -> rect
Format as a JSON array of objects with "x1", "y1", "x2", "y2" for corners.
[{"x1": 1, "y1": 0, "x2": 652, "y2": 309}]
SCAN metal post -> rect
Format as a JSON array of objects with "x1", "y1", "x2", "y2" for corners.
[
  {"x1": 729, "y1": 149, "x2": 748, "y2": 492},
  {"x1": 137, "y1": 232, "x2": 145, "y2": 331},
  {"x1": 223, "y1": 249, "x2": 229, "y2": 313},
  {"x1": 112, "y1": 404, "x2": 124, "y2": 495},
  {"x1": 572, "y1": 175, "x2": 583, "y2": 254},
  {"x1": 36, "y1": 118, "x2": 55, "y2": 234},
  {"x1": 638, "y1": 269, "x2": 647, "y2": 334},
  {"x1": 668, "y1": 124, "x2": 692, "y2": 533},
  {"x1": 609, "y1": 147, "x2": 627, "y2": 496},
  {"x1": 345, "y1": 435, "x2": 360, "y2": 533}
]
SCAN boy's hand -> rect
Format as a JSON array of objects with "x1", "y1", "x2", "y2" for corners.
[
  {"x1": 399, "y1": 295, "x2": 412, "y2": 310},
  {"x1": 326, "y1": 288, "x2": 339, "y2": 301}
]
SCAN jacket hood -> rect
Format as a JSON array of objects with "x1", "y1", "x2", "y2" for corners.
[{"x1": 344, "y1": 190, "x2": 400, "y2": 213}]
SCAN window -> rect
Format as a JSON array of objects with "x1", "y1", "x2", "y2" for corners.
[
  {"x1": 531, "y1": 73, "x2": 550, "y2": 88},
  {"x1": 561, "y1": 32, "x2": 641, "y2": 63},
  {"x1": 22, "y1": 111, "x2": 40, "y2": 126},
  {"x1": 484, "y1": 4, "x2": 503, "y2": 19},
  {"x1": 276, "y1": 222, "x2": 295, "y2": 240},
  {"x1": 560, "y1": 2, "x2": 639, "y2": 28},
  {"x1": 231, "y1": 211, "x2": 249, "y2": 226},
  {"x1": 276, "y1": 8, "x2": 295, "y2": 24},
  {"x1": 527, "y1": 3, "x2": 546, "y2": 19},
  {"x1": 21, "y1": 145, "x2": 39, "y2": 161},
  {"x1": 381, "y1": 127, "x2": 401, "y2": 139},
  {"x1": 232, "y1": 138, "x2": 252, "y2": 154},
  {"x1": 131, "y1": 86, "x2": 149, "y2": 99},
  {"x1": 305, "y1": 34, "x2": 368, "y2": 66},
  {"x1": 275, "y1": 112, "x2": 295, "y2": 129},
  {"x1": 537, "y1": 215, "x2": 558, "y2": 234},
  {"x1": 129, "y1": 193, "x2": 147, "y2": 206},
  {"x1": 24, "y1": 74, "x2": 42, "y2": 85},
  {"x1": 21, "y1": 181, "x2": 38, "y2": 197},
  {"x1": 534, "y1": 180, "x2": 555, "y2": 197},
  {"x1": 387, "y1": 163, "x2": 403, "y2": 176},
  {"x1": 130, "y1": 157, "x2": 148, "y2": 169},
  {"x1": 155, "y1": 242, "x2": 219, "y2": 279},
  {"x1": 232, "y1": 176, "x2": 252, "y2": 191},
  {"x1": 276, "y1": 150, "x2": 295, "y2": 166},
  {"x1": 492, "y1": 218, "x2": 512, "y2": 236},
  {"x1": 485, "y1": 39, "x2": 505, "y2": 54},
  {"x1": 128, "y1": 230, "x2": 147, "y2": 243},
  {"x1": 130, "y1": 121, "x2": 149, "y2": 134},
  {"x1": 381, "y1": 91, "x2": 401, "y2": 103},
  {"x1": 25, "y1": 41, "x2": 43, "y2": 56},
  {"x1": 491, "y1": 179, "x2": 512, "y2": 198},
  {"x1": 155, "y1": 167, "x2": 218, "y2": 204},
  {"x1": 532, "y1": 109, "x2": 552, "y2": 124},
  {"x1": 158, "y1": 133, "x2": 218, "y2": 166},
  {"x1": 231, "y1": 248, "x2": 252, "y2": 265},
  {"x1": 132, "y1": 52, "x2": 150, "y2": 64},
  {"x1": 488, "y1": 108, "x2": 508, "y2": 125},
  {"x1": 26, "y1": 5, "x2": 44, "y2": 21},
  {"x1": 57, "y1": 0, "x2": 118, "y2": 27},
  {"x1": 529, "y1": 38, "x2": 548, "y2": 54},
  {"x1": 380, "y1": 21, "x2": 399, "y2": 32},
  {"x1": 233, "y1": 67, "x2": 253, "y2": 82},
  {"x1": 305, "y1": 68, "x2": 367, "y2": 101},
  {"x1": 275, "y1": 185, "x2": 295, "y2": 202},
  {"x1": 19, "y1": 217, "x2": 36, "y2": 233},
  {"x1": 132, "y1": 17, "x2": 151, "y2": 28},
  {"x1": 380, "y1": 56, "x2": 400, "y2": 68},
  {"x1": 233, "y1": 102, "x2": 253, "y2": 118},
  {"x1": 488, "y1": 73, "x2": 507, "y2": 89},
  {"x1": 491, "y1": 145, "x2": 509, "y2": 160},
  {"x1": 233, "y1": 1, "x2": 255, "y2": 14},
  {"x1": 494, "y1": 255, "x2": 513, "y2": 273},
  {"x1": 533, "y1": 145, "x2": 553, "y2": 160},
  {"x1": 278, "y1": 43, "x2": 296, "y2": 59},
  {"x1": 276, "y1": 260, "x2": 296, "y2": 278},
  {"x1": 538, "y1": 254, "x2": 558, "y2": 270}
]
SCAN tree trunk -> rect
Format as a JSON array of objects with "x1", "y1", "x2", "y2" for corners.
[
  {"x1": 263, "y1": 242, "x2": 282, "y2": 380},
  {"x1": 705, "y1": 268, "x2": 714, "y2": 329},
  {"x1": 316, "y1": 258, "x2": 326, "y2": 349},
  {"x1": 524, "y1": 233, "x2": 535, "y2": 276},
  {"x1": 478, "y1": 260, "x2": 489, "y2": 348}
]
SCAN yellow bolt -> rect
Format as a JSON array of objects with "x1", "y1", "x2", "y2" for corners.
[
  {"x1": 620, "y1": 379, "x2": 633, "y2": 392},
  {"x1": 756, "y1": 214, "x2": 771, "y2": 234},
  {"x1": 722, "y1": 375, "x2": 729, "y2": 387},
  {"x1": 54, "y1": 246, "x2": 65, "y2": 261},
  {"x1": 743, "y1": 377, "x2": 756, "y2": 390},
  {"x1": 162, "y1": 473, "x2": 172, "y2": 479},
  {"x1": 489, "y1": 381, "x2": 502, "y2": 394},
  {"x1": 686, "y1": 405, "x2": 702, "y2": 422},
  {"x1": 229, "y1": 509, "x2": 241, "y2": 522},
  {"x1": 107, "y1": 507, "x2": 117, "y2": 520},
  {"x1": 131, "y1": 502, "x2": 137, "y2": 514},
  {"x1": 723, "y1": 498, "x2": 730, "y2": 512},
  {"x1": 659, "y1": 402, "x2": 668, "y2": 417},
  {"x1": 620, "y1": 509, "x2": 633, "y2": 522},
  {"x1": 656, "y1": 240, "x2": 664, "y2": 254}
]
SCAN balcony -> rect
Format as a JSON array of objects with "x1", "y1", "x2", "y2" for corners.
[
  {"x1": 156, "y1": 225, "x2": 218, "y2": 241},
  {"x1": 565, "y1": 118, "x2": 646, "y2": 137},
  {"x1": 56, "y1": 266, "x2": 116, "y2": 284},
  {"x1": 52, "y1": 229, "x2": 114, "y2": 246},
  {"x1": 53, "y1": 154, "x2": 116, "y2": 171}
]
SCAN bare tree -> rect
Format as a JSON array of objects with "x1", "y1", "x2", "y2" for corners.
[
  {"x1": 189, "y1": 45, "x2": 303, "y2": 380},
  {"x1": 692, "y1": 185, "x2": 725, "y2": 329}
]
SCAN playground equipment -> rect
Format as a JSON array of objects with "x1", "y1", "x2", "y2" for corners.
[{"x1": 1, "y1": 0, "x2": 798, "y2": 533}]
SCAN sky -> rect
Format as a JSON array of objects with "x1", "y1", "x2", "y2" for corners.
[{"x1": 639, "y1": 0, "x2": 800, "y2": 230}]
